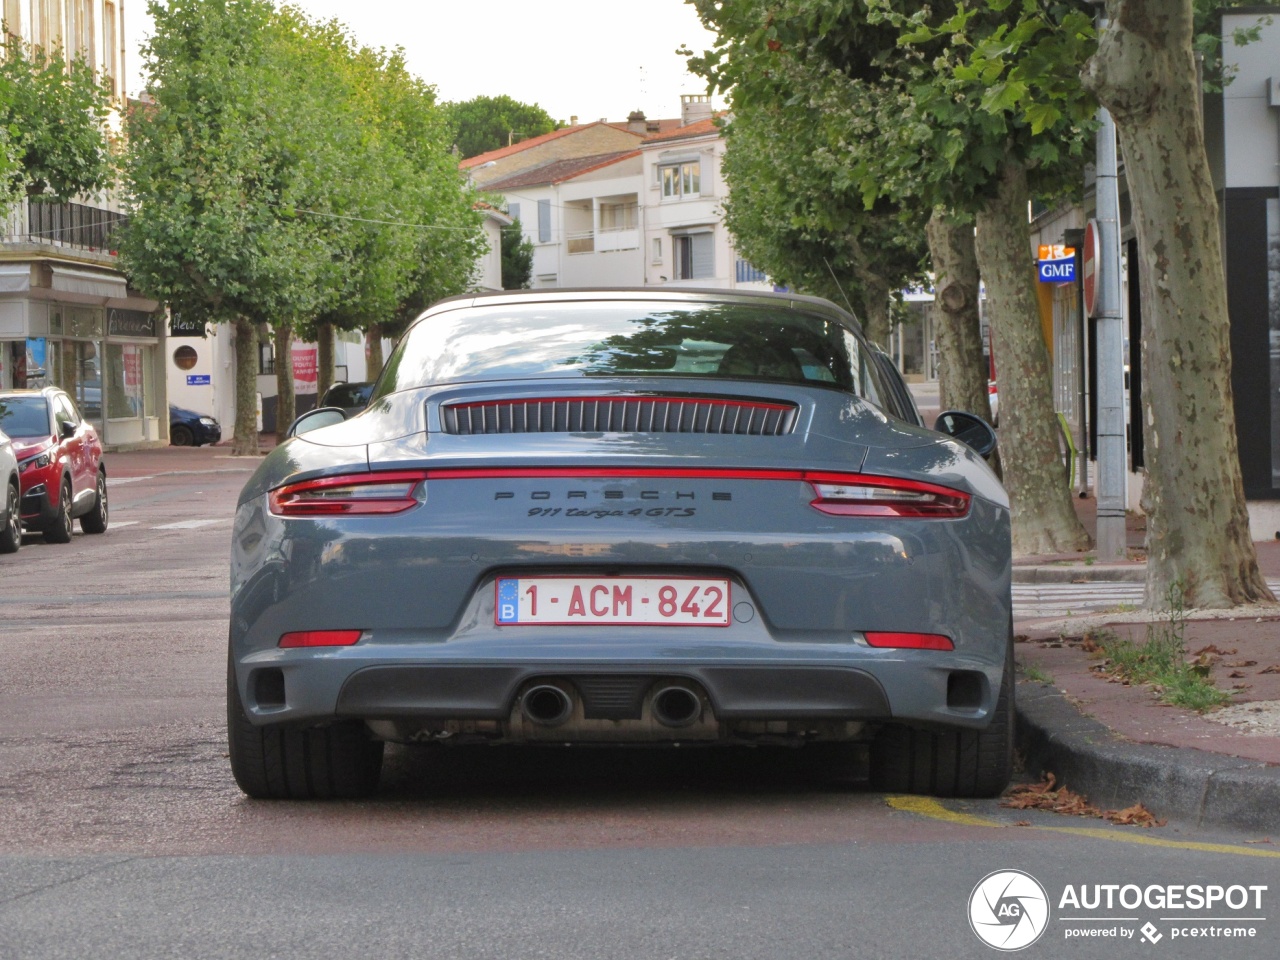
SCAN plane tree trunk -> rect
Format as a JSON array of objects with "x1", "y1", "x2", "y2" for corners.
[
  {"x1": 232, "y1": 317, "x2": 259, "y2": 457},
  {"x1": 274, "y1": 323, "x2": 295, "y2": 436},
  {"x1": 974, "y1": 159, "x2": 1091, "y2": 556},
  {"x1": 927, "y1": 211, "x2": 988, "y2": 417},
  {"x1": 316, "y1": 322, "x2": 335, "y2": 400},
  {"x1": 365, "y1": 323, "x2": 384, "y2": 379},
  {"x1": 1083, "y1": 0, "x2": 1273, "y2": 608}
]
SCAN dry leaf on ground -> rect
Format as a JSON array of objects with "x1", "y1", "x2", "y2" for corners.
[
  {"x1": 1001, "y1": 773, "x2": 1165, "y2": 827},
  {"x1": 1260, "y1": 665, "x2": 1280, "y2": 675}
]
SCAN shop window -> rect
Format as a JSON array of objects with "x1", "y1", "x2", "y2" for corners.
[
  {"x1": 107, "y1": 343, "x2": 145, "y2": 419},
  {"x1": 173, "y1": 345, "x2": 198, "y2": 371}
]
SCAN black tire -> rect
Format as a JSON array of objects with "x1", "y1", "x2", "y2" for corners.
[
  {"x1": 43, "y1": 479, "x2": 73, "y2": 544},
  {"x1": 170, "y1": 424, "x2": 194, "y2": 447},
  {"x1": 870, "y1": 643, "x2": 1014, "y2": 799},
  {"x1": 80, "y1": 469, "x2": 108, "y2": 534},
  {"x1": 0, "y1": 479, "x2": 20, "y2": 554},
  {"x1": 227, "y1": 658, "x2": 384, "y2": 800}
]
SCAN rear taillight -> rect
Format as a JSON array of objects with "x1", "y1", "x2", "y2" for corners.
[
  {"x1": 864, "y1": 631, "x2": 955, "y2": 651},
  {"x1": 807, "y1": 474, "x2": 970, "y2": 518},
  {"x1": 279, "y1": 630, "x2": 363, "y2": 648},
  {"x1": 268, "y1": 471, "x2": 427, "y2": 516}
]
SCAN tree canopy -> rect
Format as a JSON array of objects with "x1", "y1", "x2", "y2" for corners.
[
  {"x1": 0, "y1": 33, "x2": 114, "y2": 200},
  {"x1": 445, "y1": 94, "x2": 561, "y2": 159}
]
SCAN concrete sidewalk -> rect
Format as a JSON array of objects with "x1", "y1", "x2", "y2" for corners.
[{"x1": 1012, "y1": 494, "x2": 1280, "y2": 834}]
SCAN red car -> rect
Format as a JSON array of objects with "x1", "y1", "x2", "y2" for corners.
[{"x1": 0, "y1": 388, "x2": 108, "y2": 543}]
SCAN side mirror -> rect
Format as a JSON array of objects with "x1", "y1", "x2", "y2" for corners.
[
  {"x1": 59, "y1": 420, "x2": 77, "y2": 439},
  {"x1": 933, "y1": 410, "x2": 998, "y2": 460},
  {"x1": 287, "y1": 406, "x2": 347, "y2": 439}
]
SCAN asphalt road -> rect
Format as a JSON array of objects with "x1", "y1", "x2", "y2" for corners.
[{"x1": 1, "y1": 449, "x2": 1277, "y2": 959}]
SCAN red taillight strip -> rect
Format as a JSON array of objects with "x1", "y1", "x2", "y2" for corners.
[
  {"x1": 268, "y1": 470, "x2": 427, "y2": 517},
  {"x1": 279, "y1": 629, "x2": 363, "y2": 648},
  {"x1": 864, "y1": 631, "x2": 955, "y2": 651},
  {"x1": 268, "y1": 468, "x2": 969, "y2": 519}
]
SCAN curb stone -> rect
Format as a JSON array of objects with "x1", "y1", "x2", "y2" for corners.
[
  {"x1": 1015, "y1": 681, "x2": 1280, "y2": 835},
  {"x1": 1013, "y1": 565, "x2": 1146, "y2": 584}
]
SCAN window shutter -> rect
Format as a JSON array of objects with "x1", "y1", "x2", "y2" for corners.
[
  {"x1": 691, "y1": 233, "x2": 715, "y2": 279},
  {"x1": 537, "y1": 199, "x2": 551, "y2": 243},
  {"x1": 508, "y1": 202, "x2": 521, "y2": 223}
]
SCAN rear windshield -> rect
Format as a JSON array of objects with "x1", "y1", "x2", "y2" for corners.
[
  {"x1": 375, "y1": 301, "x2": 888, "y2": 406},
  {"x1": 0, "y1": 396, "x2": 50, "y2": 438}
]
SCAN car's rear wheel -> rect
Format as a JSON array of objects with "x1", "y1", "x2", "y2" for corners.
[
  {"x1": 869, "y1": 642, "x2": 1014, "y2": 799},
  {"x1": 227, "y1": 659, "x2": 384, "y2": 799},
  {"x1": 43, "y1": 479, "x2": 73, "y2": 544},
  {"x1": 80, "y1": 469, "x2": 108, "y2": 534},
  {"x1": 0, "y1": 480, "x2": 20, "y2": 554},
  {"x1": 170, "y1": 424, "x2": 194, "y2": 447}
]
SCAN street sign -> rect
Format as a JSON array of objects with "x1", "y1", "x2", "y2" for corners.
[
  {"x1": 1037, "y1": 244, "x2": 1076, "y2": 284},
  {"x1": 1082, "y1": 219, "x2": 1099, "y2": 317},
  {"x1": 186, "y1": 374, "x2": 211, "y2": 386}
]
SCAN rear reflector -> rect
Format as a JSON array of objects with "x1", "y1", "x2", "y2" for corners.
[
  {"x1": 269, "y1": 471, "x2": 427, "y2": 516},
  {"x1": 279, "y1": 630, "x2": 363, "y2": 648},
  {"x1": 864, "y1": 631, "x2": 955, "y2": 651}
]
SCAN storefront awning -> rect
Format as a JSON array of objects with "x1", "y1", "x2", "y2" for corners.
[
  {"x1": 49, "y1": 265, "x2": 129, "y2": 300},
  {"x1": 0, "y1": 264, "x2": 31, "y2": 293}
]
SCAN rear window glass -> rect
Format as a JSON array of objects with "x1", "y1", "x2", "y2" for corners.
[
  {"x1": 376, "y1": 301, "x2": 888, "y2": 406},
  {"x1": 0, "y1": 396, "x2": 51, "y2": 438}
]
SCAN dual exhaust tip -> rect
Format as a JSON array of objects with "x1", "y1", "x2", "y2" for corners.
[{"x1": 520, "y1": 683, "x2": 703, "y2": 728}]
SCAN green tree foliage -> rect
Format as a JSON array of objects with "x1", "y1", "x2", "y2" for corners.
[
  {"x1": 501, "y1": 218, "x2": 534, "y2": 290},
  {"x1": 445, "y1": 94, "x2": 561, "y2": 159},
  {"x1": 0, "y1": 33, "x2": 113, "y2": 200},
  {"x1": 120, "y1": 0, "x2": 483, "y2": 451},
  {"x1": 714, "y1": 97, "x2": 928, "y2": 345},
  {"x1": 686, "y1": 0, "x2": 1093, "y2": 554}
]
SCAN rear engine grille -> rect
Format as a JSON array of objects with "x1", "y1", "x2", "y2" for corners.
[{"x1": 442, "y1": 397, "x2": 798, "y2": 436}]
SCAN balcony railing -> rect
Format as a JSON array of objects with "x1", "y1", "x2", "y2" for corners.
[
  {"x1": 3, "y1": 199, "x2": 127, "y2": 254},
  {"x1": 566, "y1": 228, "x2": 640, "y2": 255},
  {"x1": 735, "y1": 259, "x2": 768, "y2": 284}
]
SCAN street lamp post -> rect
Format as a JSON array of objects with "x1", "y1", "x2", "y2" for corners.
[{"x1": 1090, "y1": 7, "x2": 1129, "y2": 560}]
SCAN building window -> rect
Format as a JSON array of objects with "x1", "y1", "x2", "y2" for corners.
[
  {"x1": 173, "y1": 345, "x2": 198, "y2": 371},
  {"x1": 537, "y1": 199, "x2": 551, "y2": 243},
  {"x1": 258, "y1": 341, "x2": 275, "y2": 375},
  {"x1": 652, "y1": 238, "x2": 662, "y2": 263},
  {"x1": 735, "y1": 260, "x2": 767, "y2": 284},
  {"x1": 104, "y1": 2, "x2": 119, "y2": 96},
  {"x1": 673, "y1": 233, "x2": 714, "y2": 280},
  {"x1": 661, "y1": 161, "x2": 701, "y2": 199},
  {"x1": 3, "y1": 0, "x2": 21, "y2": 37}
]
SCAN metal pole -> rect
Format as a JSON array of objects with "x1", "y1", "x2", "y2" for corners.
[{"x1": 1093, "y1": 14, "x2": 1128, "y2": 559}]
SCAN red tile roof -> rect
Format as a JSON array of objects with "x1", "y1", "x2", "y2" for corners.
[
  {"x1": 641, "y1": 116, "x2": 723, "y2": 144},
  {"x1": 459, "y1": 122, "x2": 632, "y2": 168},
  {"x1": 481, "y1": 151, "x2": 642, "y2": 191}
]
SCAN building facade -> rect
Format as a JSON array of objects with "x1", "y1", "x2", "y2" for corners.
[{"x1": 1, "y1": 0, "x2": 166, "y2": 449}]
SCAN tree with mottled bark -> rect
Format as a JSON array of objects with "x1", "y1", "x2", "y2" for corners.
[
  {"x1": 1083, "y1": 0, "x2": 1273, "y2": 608},
  {"x1": 120, "y1": 0, "x2": 334, "y2": 456},
  {"x1": 687, "y1": 0, "x2": 1091, "y2": 555},
  {"x1": 926, "y1": 212, "x2": 988, "y2": 419}
]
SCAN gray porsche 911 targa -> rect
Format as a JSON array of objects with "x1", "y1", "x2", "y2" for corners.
[{"x1": 229, "y1": 289, "x2": 1011, "y2": 800}]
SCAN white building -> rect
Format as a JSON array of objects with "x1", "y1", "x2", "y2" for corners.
[
  {"x1": 1, "y1": 1, "x2": 166, "y2": 449},
  {"x1": 481, "y1": 96, "x2": 773, "y2": 294}
]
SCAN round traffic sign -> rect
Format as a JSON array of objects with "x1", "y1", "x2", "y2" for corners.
[{"x1": 1082, "y1": 219, "x2": 1099, "y2": 317}]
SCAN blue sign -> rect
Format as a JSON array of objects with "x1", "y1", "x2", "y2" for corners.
[
  {"x1": 186, "y1": 374, "x2": 211, "y2": 386},
  {"x1": 1038, "y1": 257, "x2": 1076, "y2": 284}
]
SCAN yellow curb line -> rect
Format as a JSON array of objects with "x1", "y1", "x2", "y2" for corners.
[{"x1": 886, "y1": 796, "x2": 1280, "y2": 859}]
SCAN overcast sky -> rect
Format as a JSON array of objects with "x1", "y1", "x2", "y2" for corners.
[{"x1": 124, "y1": 0, "x2": 723, "y2": 124}]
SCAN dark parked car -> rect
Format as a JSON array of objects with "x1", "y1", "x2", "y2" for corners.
[
  {"x1": 169, "y1": 405, "x2": 222, "y2": 446},
  {"x1": 0, "y1": 387, "x2": 107, "y2": 542},
  {"x1": 228, "y1": 289, "x2": 1009, "y2": 800},
  {"x1": 319, "y1": 381, "x2": 374, "y2": 416}
]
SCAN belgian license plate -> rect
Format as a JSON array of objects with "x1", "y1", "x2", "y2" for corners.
[{"x1": 495, "y1": 576, "x2": 731, "y2": 626}]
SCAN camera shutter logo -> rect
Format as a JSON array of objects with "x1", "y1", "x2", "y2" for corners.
[{"x1": 968, "y1": 869, "x2": 1050, "y2": 951}]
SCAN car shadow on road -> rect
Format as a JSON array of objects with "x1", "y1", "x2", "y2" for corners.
[{"x1": 376, "y1": 742, "x2": 872, "y2": 803}]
